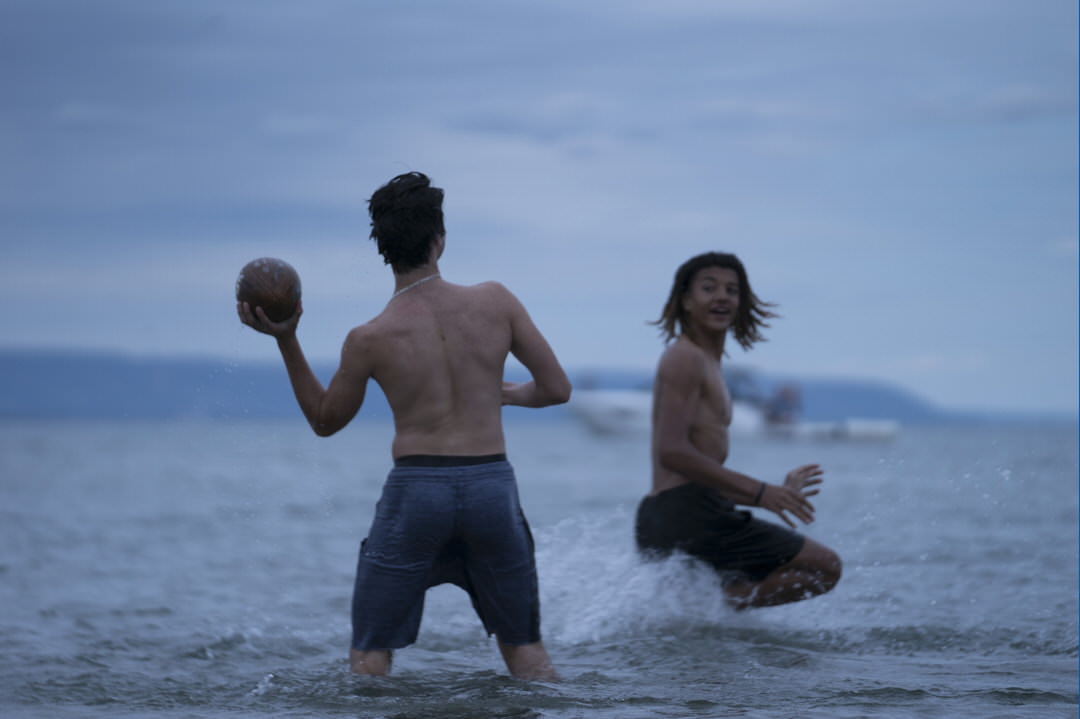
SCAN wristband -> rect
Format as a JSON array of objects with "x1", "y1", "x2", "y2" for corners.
[{"x1": 753, "y1": 482, "x2": 767, "y2": 505}]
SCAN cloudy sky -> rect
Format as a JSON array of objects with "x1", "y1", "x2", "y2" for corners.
[{"x1": 2, "y1": 1, "x2": 1076, "y2": 414}]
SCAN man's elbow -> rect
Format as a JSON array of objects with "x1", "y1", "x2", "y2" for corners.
[
  {"x1": 549, "y1": 379, "x2": 572, "y2": 406},
  {"x1": 310, "y1": 417, "x2": 343, "y2": 437}
]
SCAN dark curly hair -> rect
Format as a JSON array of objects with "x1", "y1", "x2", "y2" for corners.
[
  {"x1": 368, "y1": 172, "x2": 446, "y2": 272},
  {"x1": 652, "y1": 252, "x2": 777, "y2": 351}
]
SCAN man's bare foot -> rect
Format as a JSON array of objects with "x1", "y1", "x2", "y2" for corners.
[
  {"x1": 498, "y1": 641, "x2": 559, "y2": 681},
  {"x1": 350, "y1": 648, "x2": 392, "y2": 676}
]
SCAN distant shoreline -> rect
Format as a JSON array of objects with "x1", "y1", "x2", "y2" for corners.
[{"x1": 1, "y1": 349, "x2": 1075, "y2": 425}]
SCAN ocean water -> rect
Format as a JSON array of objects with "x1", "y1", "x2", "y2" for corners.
[{"x1": 0, "y1": 417, "x2": 1076, "y2": 719}]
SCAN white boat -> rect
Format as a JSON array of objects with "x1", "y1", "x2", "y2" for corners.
[
  {"x1": 566, "y1": 389, "x2": 651, "y2": 436},
  {"x1": 763, "y1": 417, "x2": 901, "y2": 442},
  {"x1": 567, "y1": 388, "x2": 765, "y2": 437},
  {"x1": 567, "y1": 387, "x2": 899, "y2": 442}
]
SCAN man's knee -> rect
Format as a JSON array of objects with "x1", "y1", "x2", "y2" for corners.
[
  {"x1": 796, "y1": 539, "x2": 843, "y2": 592},
  {"x1": 821, "y1": 549, "x2": 842, "y2": 590},
  {"x1": 812, "y1": 545, "x2": 842, "y2": 592}
]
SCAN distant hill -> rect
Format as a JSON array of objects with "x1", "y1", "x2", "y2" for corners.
[
  {"x1": 771, "y1": 376, "x2": 943, "y2": 423},
  {"x1": 0, "y1": 350, "x2": 366, "y2": 421},
  {"x1": 0, "y1": 350, "x2": 1071, "y2": 425}
]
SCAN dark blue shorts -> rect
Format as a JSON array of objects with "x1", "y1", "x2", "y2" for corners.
[{"x1": 351, "y1": 454, "x2": 541, "y2": 651}]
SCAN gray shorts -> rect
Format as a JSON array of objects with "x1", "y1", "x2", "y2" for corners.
[{"x1": 351, "y1": 454, "x2": 541, "y2": 651}]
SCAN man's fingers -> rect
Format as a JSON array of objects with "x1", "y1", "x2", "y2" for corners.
[
  {"x1": 771, "y1": 491, "x2": 816, "y2": 526},
  {"x1": 791, "y1": 494, "x2": 815, "y2": 523},
  {"x1": 238, "y1": 302, "x2": 258, "y2": 327},
  {"x1": 238, "y1": 300, "x2": 279, "y2": 335}
]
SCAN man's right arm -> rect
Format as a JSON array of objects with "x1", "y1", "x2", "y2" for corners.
[
  {"x1": 499, "y1": 285, "x2": 571, "y2": 408},
  {"x1": 654, "y1": 344, "x2": 817, "y2": 527},
  {"x1": 654, "y1": 344, "x2": 764, "y2": 502},
  {"x1": 276, "y1": 327, "x2": 369, "y2": 436},
  {"x1": 239, "y1": 300, "x2": 369, "y2": 436}
]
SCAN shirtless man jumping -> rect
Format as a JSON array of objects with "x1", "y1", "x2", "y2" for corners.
[
  {"x1": 635, "y1": 252, "x2": 841, "y2": 608},
  {"x1": 238, "y1": 172, "x2": 570, "y2": 679}
]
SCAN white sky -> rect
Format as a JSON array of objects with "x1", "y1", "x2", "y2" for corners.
[{"x1": 1, "y1": 0, "x2": 1077, "y2": 413}]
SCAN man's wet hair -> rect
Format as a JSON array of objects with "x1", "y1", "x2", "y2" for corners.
[
  {"x1": 368, "y1": 172, "x2": 446, "y2": 272},
  {"x1": 652, "y1": 252, "x2": 777, "y2": 351}
]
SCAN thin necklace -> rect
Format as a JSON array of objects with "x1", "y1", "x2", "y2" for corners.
[{"x1": 392, "y1": 272, "x2": 440, "y2": 299}]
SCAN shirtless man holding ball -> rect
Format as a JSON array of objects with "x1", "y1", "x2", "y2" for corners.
[{"x1": 238, "y1": 171, "x2": 570, "y2": 680}]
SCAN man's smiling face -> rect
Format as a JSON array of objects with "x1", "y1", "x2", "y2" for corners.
[{"x1": 682, "y1": 266, "x2": 740, "y2": 335}]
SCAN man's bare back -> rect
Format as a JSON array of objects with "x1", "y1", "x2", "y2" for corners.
[
  {"x1": 263, "y1": 266, "x2": 567, "y2": 450},
  {"x1": 333, "y1": 279, "x2": 527, "y2": 458}
]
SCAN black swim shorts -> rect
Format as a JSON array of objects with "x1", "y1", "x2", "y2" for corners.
[
  {"x1": 635, "y1": 482, "x2": 805, "y2": 581},
  {"x1": 351, "y1": 454, "x2": 541, "y2": 651}
]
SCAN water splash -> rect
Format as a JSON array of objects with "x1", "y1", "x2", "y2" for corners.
[
  {"x1": 535, "y1": 508, "x2": 740, "y2": 646},
  {"x1": 249, "y1": 672, "x2": 275, "y2": 696}
]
